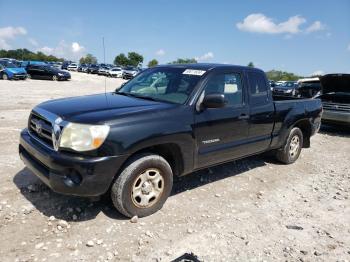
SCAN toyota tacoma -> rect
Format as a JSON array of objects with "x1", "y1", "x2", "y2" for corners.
[{"x1": 19, "y1": 64, "x2": 322, "y2": 217}]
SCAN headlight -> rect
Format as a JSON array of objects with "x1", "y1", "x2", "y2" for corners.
[
  {"x1": 58, "y1": 73, "x2": 64, "y2": 76},
  {"x1": 59, "y1": 123, "x2": 110, "y2": 152},
  {"x1": 285, "y1": 89, "x2": 293, "y2": 93}
]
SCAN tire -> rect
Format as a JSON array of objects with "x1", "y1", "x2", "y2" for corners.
[
  {"x1": 276, "y1": 127, "x2": 303, "y2": 164},
  {"x1": 111, "y1": 154, "x2": 173, "y2": 217},
  {"x1": 52, "y1": 75, "x2": 58, "y2": 81},
  {"x1": 2, "y1": 73, "x2": 8, "y2": 80},
  {"x1": 27, "y1": 74, "x2": 31, "y2": 79}
]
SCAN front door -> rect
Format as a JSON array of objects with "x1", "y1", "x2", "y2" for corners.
[{"x1": 194, "y1": 70, "x2": 250, "y2": 168}]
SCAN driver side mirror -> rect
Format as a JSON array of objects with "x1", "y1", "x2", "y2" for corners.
[{"x1": 202, "y1": 93, "x2": 226, "y2": 109}]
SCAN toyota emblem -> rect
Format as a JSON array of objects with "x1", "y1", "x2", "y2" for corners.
[{"x1": 35, "y1": 121, "x2": 43, "y2": 136}]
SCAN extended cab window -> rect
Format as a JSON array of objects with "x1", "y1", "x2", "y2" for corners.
[
  {"x1": 248, "y1": 72, "x2": 269, "y2": 105},
  {"x1": 117, "y1": 67, "x2": 202, "y2": 104},
  {"x1": 203, "y1": 73, "x2": 243, "y2": 106}
]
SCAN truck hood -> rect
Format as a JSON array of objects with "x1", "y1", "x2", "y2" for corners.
[
  {"x1": 36, "y1": 92, "x2": 175, "y2": 124},
  {"x1": 320, "y1": 74, "x2": 350, "y2": 94}
]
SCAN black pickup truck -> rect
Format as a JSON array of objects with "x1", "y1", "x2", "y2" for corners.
[{"x1": 19, "y1": 64, "x2": 322, "y2": 217}]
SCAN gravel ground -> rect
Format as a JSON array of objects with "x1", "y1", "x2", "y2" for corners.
[{"x1": 0, "y1": 72, "x2": 349, "y2": 262}]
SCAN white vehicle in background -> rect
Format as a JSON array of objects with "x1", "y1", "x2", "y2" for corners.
[
  {"x1": 108, "y1": 67, "x2": 124, "y2": 78},
  {"x1": 67, "y1": 63, "x2": 78, "y2": 71},
  {"x1": 98, "y1": 66, "x2": 110, "y2": 76}
]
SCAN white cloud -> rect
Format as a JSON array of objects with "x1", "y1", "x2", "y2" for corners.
[
  {"x1": 0, "y1": 26, "x2": 27, "y2": 50},
  {"x1": 0, "y1": 26, "x2": 27, "y2": 39},
  {"x1": 195, "y1": 52, "x2": 214, "y2": 61},
  {"x1": 28, "y1": 38, "x2": 38, "y2": 47},
  {"x1": 311, "y1": 70, "x2": 324, "y2": 76},
  {"x1": 38, "y1": 40, "x2": 86, "y2": 60},
  {"x1": 155, "y1": 49, "x2": 165, "y2": 56},
  {"x1": 305, "y1": 21, "x2": 325, "y2": 33},
  {"x1": 236, "y1": 13, "x2": 306, "y2": 34},
  {"x1": 38, "y1": 46, "x2": 54, "y2": 54}
]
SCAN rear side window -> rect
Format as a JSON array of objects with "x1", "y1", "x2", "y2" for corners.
[{"x1": 248, "y1": 71, "x2": 269, "y2": 105}]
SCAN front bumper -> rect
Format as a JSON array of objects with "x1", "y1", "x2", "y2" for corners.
[
  {"x1": 322, "y1": 110, "x2": 350, "y2": 126},
  {"x1": 19, "y1": 129, "x2": 128, "y2": 197},
  {"x1": 11, "y1": 74, "x2": 27, "y2": 80},
  {"x1": 58, "y1": 75, "x2": 71, "y2": 80}
]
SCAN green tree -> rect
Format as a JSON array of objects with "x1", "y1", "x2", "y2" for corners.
[
  {"x1": 0, "y1": 48, "x2": 64, "y2": 62},
  {"x1": 169, "y1": 58, "x2": 197, "y2": 64},
  {"x1": 127, "y1": 52, "x2": 143, "y2": 67},
  {"x1": 79, "y1": 53, "x2": 97, "y2": 64},
  {"x1": 147, "y1": 59, "x2": 158, "y2": 68},
  {"x1": 247, "y1": 62, "x2": 255, "y2": 67},
  {"x1": 114, "y1": 53, "x2": 129, "y2": 66},
  {"x1": 265, "y1": 70, "x2": 302, "y2": 81}
]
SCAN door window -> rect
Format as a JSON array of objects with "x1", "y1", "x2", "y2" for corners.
[{"x1": 203, "y1": 73, "x2": 243, "y2": 106}]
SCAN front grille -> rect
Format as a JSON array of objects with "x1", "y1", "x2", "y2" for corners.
[
  {"x1": 28, "y1": 112, "x2": 54, "y2": 148},
  {"x1": 13, "y1": 73, "x2": 27, "y2": 78},
  {"x1": 322, "y1": 102, "x2": 350, "y2": 112}
]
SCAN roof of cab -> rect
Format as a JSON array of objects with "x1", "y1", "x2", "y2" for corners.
[{"x1": 156, "y1": 63, "x2": 264, "y2": 73}]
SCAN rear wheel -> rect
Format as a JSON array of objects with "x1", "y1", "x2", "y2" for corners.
[
  {"x1": 111, "y1": 154, "x2": 173, "y2": 217},
  {"x1": 2, "y1": 73, "x2": 8, "y2": 80},
  {"x1": 27, "y1": 74, "x2": 31, "y2": 79},
  {"x1": 276, "y1": 127, "x2": 303, "y2": 164}
]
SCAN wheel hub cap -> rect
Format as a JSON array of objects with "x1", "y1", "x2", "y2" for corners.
[
  {"x1": 289, "y1": 135, "x2": 300, "y2": 157},
  {"x1": 141, "y1": 181, "x2": 153, "y2": 194},
  {"x1": 131, "y1": 168, "x2": 164, "y2": 208}
]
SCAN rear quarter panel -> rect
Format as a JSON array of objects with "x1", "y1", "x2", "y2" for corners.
[{"x1": 271, "y1": 98, "x2": 322, "y2": 149}]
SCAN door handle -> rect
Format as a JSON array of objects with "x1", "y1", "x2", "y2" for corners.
[{"x1": 238, "y1": 114, "x2": 249, "y2": 120}]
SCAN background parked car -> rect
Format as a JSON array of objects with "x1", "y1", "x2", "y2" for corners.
[
  {"x1": 87, "y1": 64, "x2": 100, "y2": 74},
  {"x1": 61, "y1": 61, "x2": 73, "y2": 70},
  {"x1": 272, "y1": 81, "x2": 298, "y2": 96},
  {"x1": 97, "y1": 66, "x2": 110, "y2": 76},
  {"x1": 319, "y1": 73, "x2": 350, "y2": 126},
  {"x1": 20, "y1": 60, "x2": 47, "y2": 68},
  {"x1": 0, "y1": 59, "x2": 27, "y2": 80},
  {"x1": 108, "y1": 67, "x2": 123, "y2": 78},
  {"x1": 297, "y1": 78, "x2": 322, "y2": 98},
  {"x1": 26, "y1": 64, "x2": 71, "y2": 81},
  {"x1": 78, "y1": 64, "x2": 88, "y2": 72},
  {"x1": 122, "y1": 66, "x2": 140, "y2": 79},
  {"x1": 67, "y1": 63, "x2": 78, "y2": 71}
]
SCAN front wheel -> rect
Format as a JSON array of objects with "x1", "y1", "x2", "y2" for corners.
[
  {"x1": 2, "y1": 73, "x2": 8, "y2": 80},
  {"x1": 111, "y1": 154, "x2": 173, "y2": 217},
  {"x1": 275, "y1": 127, "x2": 303, "y2": 164},
  {"x1": 52, "y1": 75, "x2": 58, "y2": 81}
]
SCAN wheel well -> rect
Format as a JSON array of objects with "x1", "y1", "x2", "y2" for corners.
[
  {"x1": 128, "y1": 143, "x2": 184, "y2": 177},
  {"x1": 294, "y1": 120, "x2": 312, "y2": 148}
]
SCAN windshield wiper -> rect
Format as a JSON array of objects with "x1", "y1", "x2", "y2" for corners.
[{"x1": 116, "y1": 92, "x2": 160, "y2": 102}]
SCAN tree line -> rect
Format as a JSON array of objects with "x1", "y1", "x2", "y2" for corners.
[
  {"x1": 0, "y1": 48, "x2": 64, "y2": 62},
  {"x1": 1, "y1": 49, "x2": 303, "y2": 80}
]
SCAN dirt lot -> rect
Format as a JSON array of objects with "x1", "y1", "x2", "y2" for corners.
[{"x1": 0, "y1": 72, "x2": 349, "y2": 262}]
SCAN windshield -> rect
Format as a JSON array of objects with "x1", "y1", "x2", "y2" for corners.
[
  {"x1": 280, "y1": 82, "x2": 296, "y2": 88},
  {"x1": 45, "y1": 65, "x2": 59, "y2": 72},
  {"x1": 4, "y1": 62, "x2": 19, "y2": 68},
  {"x1": 117, "y1": 67, "x2": 203, "y2": 104}
]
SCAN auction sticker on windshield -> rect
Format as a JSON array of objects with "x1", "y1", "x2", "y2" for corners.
[{"x1": 182, "y1": 69, "x2": 206, "y2": 76}]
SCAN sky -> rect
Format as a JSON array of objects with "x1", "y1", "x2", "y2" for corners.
[{"x1": 0, "y1": 0, "x2": 349, "y2": 76}]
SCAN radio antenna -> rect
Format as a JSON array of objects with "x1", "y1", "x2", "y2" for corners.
[{"x1": 102, "y1": 36, "x2": 107, "y2": 94}]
